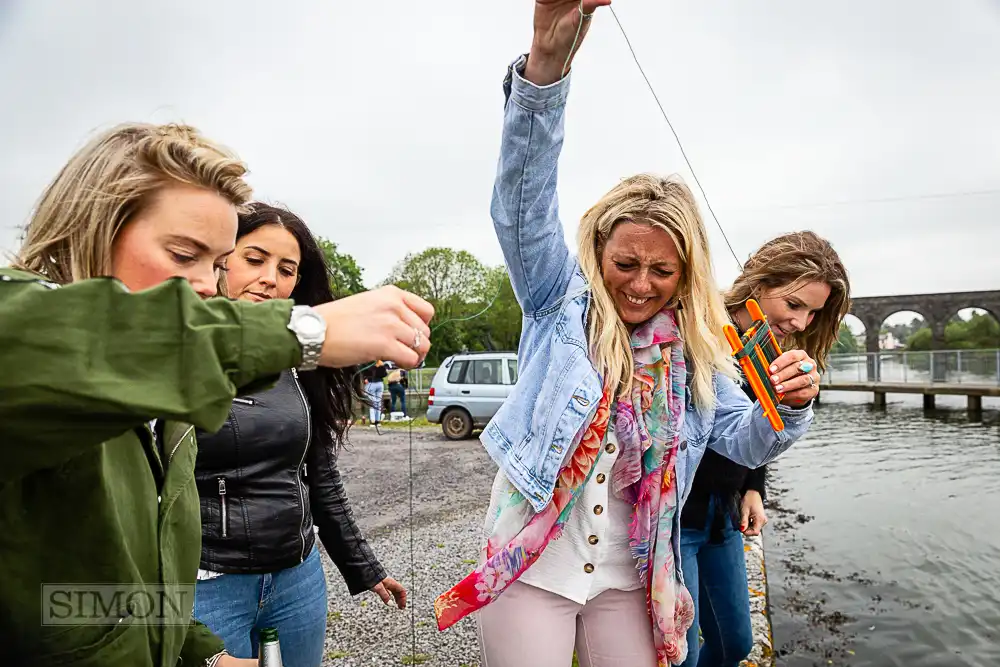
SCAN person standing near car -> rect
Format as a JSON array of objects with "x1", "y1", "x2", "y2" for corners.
[
  {"x1": 362, "y1": 360, "x2": 388, "y2": 426},
  {"x1": 387, "y1": 364, "x2": 408, "y2": 416}
]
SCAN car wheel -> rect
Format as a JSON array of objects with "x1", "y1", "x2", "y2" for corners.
[{"x1": 442, "y1": 409, "x2": 473, "y2": 440}]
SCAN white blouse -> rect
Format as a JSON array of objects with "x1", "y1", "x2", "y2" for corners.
[{"x1": 485, "y1": 425, "x2": 641, "y2": 605}]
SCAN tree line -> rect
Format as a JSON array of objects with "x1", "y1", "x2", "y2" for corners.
[
  {"x1": 831, "y1": 312, "x2": 1000, "y2": 354},
  {"x1": 320, "y1": 239, "x2": 999, "y2": 362},
  {"x1": 319, "y1": 240, "x2": 521, "y2": 365}
]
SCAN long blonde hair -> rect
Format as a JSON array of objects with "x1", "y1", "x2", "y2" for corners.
[
  {"x1": 725, "y1": 231, "x2": 851, "y2": 372},
  {"x1": 14, "y1": 122, "x2": 252, "y2": 284},
  {"x1": 577, "y1": 174, "x2": 738, "y2": 409}
]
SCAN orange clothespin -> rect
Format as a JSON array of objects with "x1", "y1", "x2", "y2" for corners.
[{"x1": 722, "y1": 299, "x2": 785, "y2": 431}]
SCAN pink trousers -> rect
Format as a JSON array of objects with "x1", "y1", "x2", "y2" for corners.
[{"x1": 476, "y1": 581, "x2": 658, "y2": 667}]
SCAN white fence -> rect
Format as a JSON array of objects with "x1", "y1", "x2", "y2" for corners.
[{"x1": 822, "y1": 349, "x2": 1000, "y2": 386}]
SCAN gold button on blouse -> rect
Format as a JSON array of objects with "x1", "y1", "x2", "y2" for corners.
[
  {"x1": 596, "y1": 473, "x2": 606, "y2": 484},
  {"x1": 593, "y1": 505, "x2": 604, "y2": 515},
  {"x1": 584, "y1": 563, "x2": 595, "y2": 574},
  {"x1": 605, "y1": 443, "x2": 616, "y2": 454},
  {"x1": 588, "y1": 535, "x2": 599, "y2": 545}
]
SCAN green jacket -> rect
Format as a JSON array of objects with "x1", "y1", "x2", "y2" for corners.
[{"x1": 0, "y1": 268, "x2": 302, "y2": 666}]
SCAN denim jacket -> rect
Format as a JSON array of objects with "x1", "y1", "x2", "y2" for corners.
[{"x1": 481, "y1": 55, "x2": 814, "y2": 525}]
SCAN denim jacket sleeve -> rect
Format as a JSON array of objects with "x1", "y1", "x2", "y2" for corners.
[
  {"x1": 706, "y1": 372, "x2": 814, "y2": 468},
  {"x1": 492, "y1": 54, "x2": 578, "y2": 317}
]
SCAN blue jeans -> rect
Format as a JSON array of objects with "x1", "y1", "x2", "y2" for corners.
[
  {"x1": 679, "y1": 497, "x2": 754, "y2": 667},
  {"x1": 389, "y1": 383, "x2": 406, "y2": 414},
  {"x1": 194, "y1": 545, "x2": 328, "y2": 667},
  {"x1": 365, "y1": 382, "x2": 384, "y2": 423}
]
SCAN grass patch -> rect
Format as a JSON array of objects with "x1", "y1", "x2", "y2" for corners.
[
  {"x1": 401, "y1": 654, "x2": 432, "y2": 665},
  {"x1": 327, "y1": 611, "x2": 342, "y2": 622},
  {"x1": 327, "y1": 650, "x2": 352, "y2": 659},
  {"x1": 461, "y1": 558, "x2": 477, "y2": 565},
  {"x1": 572, "y1": 654, "x2": 580, "y2": 667},
  {"x1": 373, "y1": 416, "x2": 432, "y2": 430}
]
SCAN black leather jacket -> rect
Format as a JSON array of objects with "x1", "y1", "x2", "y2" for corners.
[
  {"x1": 680, "y1": 373, "x2": 767, "y2": 542},
  {"x1": 194, "y1": 369, "x2": 386, "y2": 595}
]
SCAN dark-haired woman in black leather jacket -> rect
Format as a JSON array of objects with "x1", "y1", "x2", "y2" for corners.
[{"x1": 193, "y1": 203, "x2": 406, "y2": 667}]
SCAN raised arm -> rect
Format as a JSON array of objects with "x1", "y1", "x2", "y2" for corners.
[{"x1": 492, "y1": 0, "x2": 612, "y2": 315}]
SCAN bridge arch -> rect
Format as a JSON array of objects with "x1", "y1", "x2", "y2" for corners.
[
  {"x1": 878, "y1": 310, "x2": 928, "y2": 351},
  {"x1": 941, "y1": 307, "x2": 1000, "y2": 350},
  {"x1": 832, "y1": 313, "x2": 866, "y2": 355},
  {"x1": 848, "y1": 290, "x2": 1000, "y2": 380},
  {"x1": 945, "y1": 305, "x2": 1000, "y2": 329}
]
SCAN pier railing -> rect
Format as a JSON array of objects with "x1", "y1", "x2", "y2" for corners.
[{"x1": 822, "y1": 349, "x2": 1000, "y2": 386}]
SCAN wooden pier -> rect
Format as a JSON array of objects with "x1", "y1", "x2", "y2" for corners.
[{"x1": 819, "y1": 381, "x2": 1000, "y2": 414}]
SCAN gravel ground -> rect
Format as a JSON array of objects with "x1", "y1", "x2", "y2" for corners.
[
  {"x1": 315, "y1": 424, "x2": 774, "y2": 667},
  {"x1": 318, "y1": 425, "x2": 492, "y2": 667}
]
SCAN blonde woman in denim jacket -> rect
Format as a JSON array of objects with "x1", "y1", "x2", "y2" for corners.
[{"x1": 434, "y1": 3, "x2": 821, "y2": 666}]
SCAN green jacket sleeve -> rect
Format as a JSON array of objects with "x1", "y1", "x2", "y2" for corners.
[
  {"x1": 0, "y1": 270, "x2": 302, "y2": 479},
  {"x1": 179, "y1": 618, "x2": 226, "y2": 665}
]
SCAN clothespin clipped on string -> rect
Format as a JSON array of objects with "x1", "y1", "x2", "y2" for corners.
[{"x1": 723, "y1": 300, "x2": 786, "y2": 432}]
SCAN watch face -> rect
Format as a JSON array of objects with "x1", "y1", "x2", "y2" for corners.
[{"x1": 297, "y1": 313, "x2": 325, "y2": 337}]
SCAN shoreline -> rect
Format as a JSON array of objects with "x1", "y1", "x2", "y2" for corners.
[{"x1": 742, "y1": 533, "x2": 776, "y2": 667}]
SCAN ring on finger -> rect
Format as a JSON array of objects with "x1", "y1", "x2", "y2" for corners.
[
  {"x1": 807, "y1": 374, "x2": 815, "y2": 387},
  {"x1": 412, "y1": 327, "x2": 421, "y2": 350}
]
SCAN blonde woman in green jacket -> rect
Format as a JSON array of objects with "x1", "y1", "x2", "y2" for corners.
[{"x1": 0, "y1": 123, "x2": 433, "y2": 667}]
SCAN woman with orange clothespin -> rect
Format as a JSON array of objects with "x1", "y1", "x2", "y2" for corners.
[{"x1": 679, "y1": 231, "x2": 851, "y2": 667}]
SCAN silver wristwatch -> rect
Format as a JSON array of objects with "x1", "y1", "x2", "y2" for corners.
[{"x1": 287, "y1": 305, "x2": 326, "y2": 371}]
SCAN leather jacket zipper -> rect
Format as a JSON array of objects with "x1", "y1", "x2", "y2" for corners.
[
  {"x1": 290, "y1": 368, "x2": 311, "y2": 562},
  {"x1": 217, "y1": 477, "x2": 228, "y2": 538}
]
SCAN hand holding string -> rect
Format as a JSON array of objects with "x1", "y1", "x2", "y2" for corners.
[{"x1": 525, "y1": 0, "x2": 613, "y2": 86}]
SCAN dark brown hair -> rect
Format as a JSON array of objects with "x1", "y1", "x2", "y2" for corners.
[
  {"x1": 725, "y1": 231, "x2": 851, "y2": 372},
  {"x1": 236, "y1": 202, "x2": 364, "y2": 452}
]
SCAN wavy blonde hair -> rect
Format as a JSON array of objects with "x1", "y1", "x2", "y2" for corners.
[
  {"x1": 577, "y1": 173, "x2": 738, "y2": 409},
  {"x1": 725, "y1": 231, "x2": 851, "y2": 372},
  {"x1": 14, "y1": 122, "x2": 252, "y2": 285}
]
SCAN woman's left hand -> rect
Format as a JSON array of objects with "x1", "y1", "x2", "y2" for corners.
[
  {"x1": 740, "y1": 490, "x2": 768, "y2": 537},
  {"x1": 372, "y1": 577, "x2": 407, "y2": 609},
  {"x1": 768, "y1": 349, "x2": 820, "y2": 407}
]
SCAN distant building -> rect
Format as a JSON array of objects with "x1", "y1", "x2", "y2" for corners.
[{"x1": 879, "y1": 331, "x2": 904, "y2": 350}]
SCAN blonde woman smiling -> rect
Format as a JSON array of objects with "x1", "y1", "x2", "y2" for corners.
[{"x1": 435, "y1": 2, "x2": 822, "y2": 666}]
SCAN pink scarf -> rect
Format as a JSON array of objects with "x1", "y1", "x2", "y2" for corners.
[{"x1": 435, "y1": 308, "x2": 695, "y2": 665}]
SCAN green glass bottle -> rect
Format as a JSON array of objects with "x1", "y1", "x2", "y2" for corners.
[{"x1": 258, "y1": 627, "x2": 284, "y2": 667}]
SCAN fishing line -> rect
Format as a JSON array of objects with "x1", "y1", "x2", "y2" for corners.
[
  {"x1": 407, "y1": 411, "x2": 416, "y2": 663},
  {"x1": 354, "y1": 4, "x2": 747, "y2": 660},
  {"x1": 347, "y1": 272, "x2": 505, "y2": 664},
  {"x1": 351, "y1": 273, "x2": 507, "y2": 385},
  {"x1": 606, "y1": 5, "x2": 744, "y2": 272}
]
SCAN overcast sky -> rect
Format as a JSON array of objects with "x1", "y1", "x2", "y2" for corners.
[{"x1": 1, "y1": 0, "x2": 997, "y2": 319}]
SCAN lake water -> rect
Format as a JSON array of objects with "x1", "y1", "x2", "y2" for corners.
[{"x1": 766, "y1": 390, "x2": 1000, "y2": 667}]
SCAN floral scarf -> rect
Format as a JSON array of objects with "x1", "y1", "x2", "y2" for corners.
[{"x1": 434, "y1": 308, "x2": 695, "y2": 666}]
